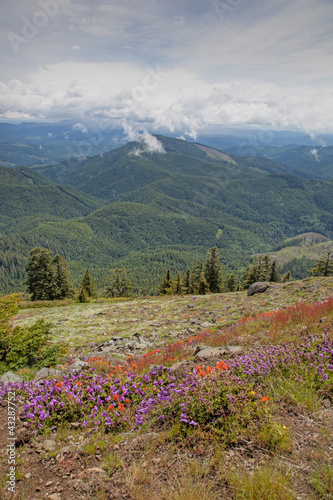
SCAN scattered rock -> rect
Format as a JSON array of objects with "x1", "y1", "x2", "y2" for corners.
[
  {"x1": 70, "y1": 422, "x2": 80, "y2": 428},
  {"x1": 34, "y1": 368, "x2": 61, "y2": 383},
  {"x1": 187, "y1": 327, "x2": 196, "y2": 334},
  {"x1": 194, "y1": 345, "x2": 243, "y2": 363},
  {"x1": 322, "y1": 398, "x2": 331, "y2": 409},
  {"x1": 169, "y1": 360, "x2": 194, "y2": 379},
  {"x1": 134, "y1": 343, "x2": 148, "y2": 350},
  {"x1": 200, "y1": 322, "x2": 213, "y2": 328},
  {"x1": 68, "y1": 479, "x2": 89, "y2": 493},
  {"x1": 247, "y1": 282, "x2": 269, "y2": 296},
  {"x1": 15, "y1": 427, "x2": 34, "y2": 446},
  {"x1": 43, "y1": 439, "x2": 56, "y2": 452},
  {"x1": 227, "y1": 346, "x2": 244, "y2": 356},
  {"x1": 48, "y1": 494, "x2": 62, "y2": 500},
  {"x1": 193, "y1": 345, "x2": 211, "y2": 356},
  {"x1": 1, "y1": 371, "x2": 23, "y2": 385},
  {"x1": 194, "y1": 347, "x2": 228, "y2": 363},
  {"x1": 78, "y1": 467, "x2": 108, "y2": 480},
  {"x1": 65, "y1": 358, "x2": 88, "y2": 376}
]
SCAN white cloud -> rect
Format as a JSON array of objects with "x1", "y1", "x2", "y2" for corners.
[
  {"x1": 128, "y1": 130, "x2": 166, "y2": 155},
  {"x1": 0, "y1": 62, "x2": 333, "y2": 135},
  {"x1": 73, "y1": 122, "x2": 87, "y2": 133},
  {"x1": 310, "y1": 148, "x2": 319, "y2": 160},
  {"x1": 0, "y1": 0, "x2": 332, "y2": 136}
]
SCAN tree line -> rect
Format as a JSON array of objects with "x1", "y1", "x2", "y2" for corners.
[
  {"x1": 156, "y1": 249, "x2": 333, "y2": 295},
  {"x1": 23, "y1": 247, "x2": 333, "y2": 301},
  {"x1": 24, "y1": 247, "x2": 133, "y2": 302}
]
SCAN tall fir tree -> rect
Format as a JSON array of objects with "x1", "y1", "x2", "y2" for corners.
[
  {"x1": 269, "y1": 260, "x2": 280, "y2": 282},
  {"x1": 182, "y1": 269, "x2": 191, "y2": 295},
  {"x1": 260, "y1": 256, "x2": 271, "y2": 281},
  {"x1": 242, "y1": 255, "x2": 280, "y2": 289},
  {"x1": 189, "y1": 261, "x2": 203, "y2": 294},
  {"x1": 198, "y1": 273, "x2": 210, "y2": 295},
  {"x1": 157, "y1": 269, "x2": 173, "y2": 295},
  {"x1": 25, "y1": 247, "x2": 57, "y2": 301},
  {"x1": 52, "y1": 254, "x2": 74, "y2": 299},
  {"x1": 224, "y1": 273, "x2": 238, "y2": 292},
  {"x1": 106, "y1": 268, "x2": 133, "y2": 298},
  {"x1": 204, "y1": 246, "x2": 223, "y2": 293},
  {"x1": 310, "y1": 251, "x2": 333, "y2": 277},
  {"x1": 80, "y1": 269, "x2": 97, "y2": 298},
  {"x1": 172, "y1": 272, "x2": 184, "y2": 295},
  {"x1": 281, "y1": 271, "x2": 292, "y2": 283}
]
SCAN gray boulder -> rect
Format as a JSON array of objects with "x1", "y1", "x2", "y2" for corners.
[
  {"x1": 65, "y1": 358, "x2": 88, "y2": 376},
  {"x1": 194, "y1": 345, "x2": 243, "y2": 363},
  {"x1": 1, "y1": 371, "x2": 23, "y2": 385},
  {"x1": 34, "y1": 367, "x2": 61, "y2": 383},
  {"x1": 247, "y1": 282, "x2": 269, "y2": 296},
  {"x1": 169, "y1": 360, "x2": 194, "y2": 379},
  {"x1": 194, "y1": 347, "x2": 228, "y2": 363}
]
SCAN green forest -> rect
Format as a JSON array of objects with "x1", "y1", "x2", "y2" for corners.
[{"x1": 0, "y1": 135, "x2": 332, "y2": 296}]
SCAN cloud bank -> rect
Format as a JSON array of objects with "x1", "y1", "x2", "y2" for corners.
[
  {"x1": 0, "y1": 0, "x2": 332, "y2": 135},
  {"x1": 1, "y1": 63, "x2": 332, "y2": 136}
]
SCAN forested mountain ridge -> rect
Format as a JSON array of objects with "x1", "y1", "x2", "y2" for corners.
[
  {"x1": 0, "y1": 166, "x2": 106, "y2": 234},
  {"x1": 0, "y1": 135, "x2": 332, "y2": 295},
  {"x1": 226, "y1": 144, "x2": 333, "y2": 180},
  {"x1": 34, "y1": 135, "x2": 309, "y2": 200}
]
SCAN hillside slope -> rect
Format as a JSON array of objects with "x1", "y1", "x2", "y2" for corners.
[
  {"x1": 1, "y1": 277, "x2": 333, "y2": 499},
  {"x1": 0, "y1": 136, "x2": 332, "y2": 295}
]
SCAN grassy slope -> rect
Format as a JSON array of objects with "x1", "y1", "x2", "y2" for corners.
[
  {"x1": 1, "y1": 277, "x2": 333, "y2": 499},
  {"x1": 255, "y1": 232, "x2": 333, "y2": 265}
]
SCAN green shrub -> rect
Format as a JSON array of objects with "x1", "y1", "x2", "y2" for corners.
[{"x1": 0, "y1": 294, "x2": 67, "y2": 372}]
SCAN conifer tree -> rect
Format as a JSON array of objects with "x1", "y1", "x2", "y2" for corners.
[
  {"x1": 260, "y1": 256, "x2": 271, "y2": 281},
  {"x1": 77, "y1": 286, "x2": 88, "y2": 303},
  {"x1": 269, "y1": 260, "x2": 280, "y2": 282},
  {"x1": 52, "y1": 254, "x2": 74, "y2": 299},
  {"x1": 25, "y1": 247, "x2": 57, "y2": 301},
  {"x1": 281, "y1": 271, "x2": 292, "y2": 283},
  {"x1": 310, "y1": 251, "x2": 333, "y2": 277},
  {"x1": 224, "y1": 273, "x2": 237, "y2": 292},
  {"x1": 172, "y1": 272, "x2": 183, "y2": 295},
  {"x1": 157, "y1": 269, "x2": 173, "y2": 295},
  {"x1": 106, "y1": 268, "x2": 133, "y2": 298},
  {"x1": 204, "y1": 246, "x2": 223, "y2": 293},
  {"x1": 182, "y1": 269, "x2": 191, "y2": 295},
  {"x1": 198, "y1": 273, "x2": 210, "y2": 295},
  {"x1": 189, "y1": 261, "x2": 203, "y2": 294},
  {"x1": 242, "y1": 263, "x2": 258, "y2": 290},
  {"x1": 242, "y1": 255, "x2": 280, "y2": 289},
  {"x1": 80, "y1": 269, "x2": 97, "y2": 298}
]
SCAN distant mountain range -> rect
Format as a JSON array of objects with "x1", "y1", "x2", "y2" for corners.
[
  {"x1": 1, "y1": 121, "x2": 333, "y2": 180},
  {"x1": 0, "y1": 133, "x2": 332, "y2": 295}
]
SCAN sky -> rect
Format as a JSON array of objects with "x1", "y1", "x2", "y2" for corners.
[{"x1": 0, "y1": 0, "x2": 333, "y2": 139}]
